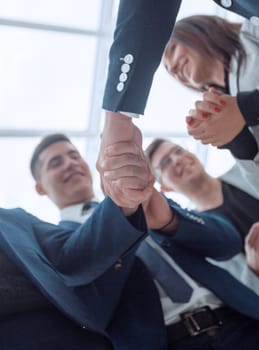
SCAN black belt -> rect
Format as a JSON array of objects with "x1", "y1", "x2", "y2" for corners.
[{"x1": 167, "y1": 306, "x2": 237, "y2": 343}]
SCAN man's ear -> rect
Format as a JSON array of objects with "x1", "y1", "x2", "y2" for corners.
[
  {"x1": 160, "y1": 183, "x2": 174, "y2": 193},
  {"x1": 35, "y1": 182, "x2": 47, "y2": 196}
]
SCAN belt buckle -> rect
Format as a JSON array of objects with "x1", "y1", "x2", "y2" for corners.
[{"x1": 180, "y1": 306, "x2": 222, "y2": 337}]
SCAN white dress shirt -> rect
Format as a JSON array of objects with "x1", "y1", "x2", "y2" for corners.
[
  {"x1": 146, "y1": 237, "x2": 222, "y2": 325},
  {"x1": 60, "y1": 198, "x2": 99, "y2": 224},
  {"x1": 60, "y1": 202, "x2": 223, "y2": 325}
]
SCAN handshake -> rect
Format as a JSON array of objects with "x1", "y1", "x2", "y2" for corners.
[{"x1": 96, "y1": 113, "x2": 177, "y2": 232}]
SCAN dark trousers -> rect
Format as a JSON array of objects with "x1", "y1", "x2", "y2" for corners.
[
  {"x1": 0, "y1": 309, "x2": 113, "y2": 350},
  {"x1": 169, "y1": 311, "x2": 259, "y2": 350}
]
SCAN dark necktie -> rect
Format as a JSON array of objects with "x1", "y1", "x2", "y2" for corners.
[
  {"x1": 137, "y1": 240, "x2": 193, "y2": 303},
  {"x1": 81, "y1": 201, "x2": 99, "y2": 215}
]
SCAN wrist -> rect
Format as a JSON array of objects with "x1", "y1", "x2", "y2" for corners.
[
  {"x1": 105, "y1": 111, "x2": 133, "y2": 128},
  {"x1": 157, "y1": 212, "x2": 178, "y2": 233},
  {"x1": 104, "y1": 111, "x2": 135, "y2": 143}
]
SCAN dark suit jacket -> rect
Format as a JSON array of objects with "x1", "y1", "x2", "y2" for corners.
[
  {"x1": 103, "y1": 0, "x2": 259, "y2": 115},
  {"x1": 213, "y1": 0, "x2": 259, "y2": 19},
  {"x1": 1, "y1": 196, "x2": 258, "y2": 350},
  {"x1": 61, "y1": 198, "x2": 259, "y2": 349},
  {"x1": 0, "y1": 197, "x2": 146, "y2": 341}
]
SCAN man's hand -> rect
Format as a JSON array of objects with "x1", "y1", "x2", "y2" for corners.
[
  {"x1": 245, "y1": 222, "x2": 259, "y2": 276},
  {"x1": 97, "y1": 117, "x2": 154, "y2": 214},
  {"x1": 186, "y1": 88, "x2": 245, "y2": 146},
  {"x1": 142, "y1": 188, "x2": 178, "y2": 233}
]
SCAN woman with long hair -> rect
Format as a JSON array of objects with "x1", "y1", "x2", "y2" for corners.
[{"x1": 163, "y1": 15, "x2": 259, "y2": 196}]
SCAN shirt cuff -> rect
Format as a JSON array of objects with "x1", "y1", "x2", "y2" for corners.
[{"x1": 119, "y1": 111, "x2": 140, "y2": 118}]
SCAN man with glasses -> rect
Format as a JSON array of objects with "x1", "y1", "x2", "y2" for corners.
[{"x1": 146, "y1": 137, "x2": 259, "y2": 270}]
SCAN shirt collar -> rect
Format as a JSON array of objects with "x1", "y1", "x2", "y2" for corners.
[{"x1": 60, "y1": 197, "x2": 99, "y2": 224}]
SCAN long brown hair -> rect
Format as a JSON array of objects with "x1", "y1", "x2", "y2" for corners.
[{"x1": 165, "y1": 15, "x2": 246, "y2": 88}]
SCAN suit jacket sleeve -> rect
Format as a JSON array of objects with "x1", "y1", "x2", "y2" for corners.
[
  {"x1": 33, "y1": 197, "x2": 147, "y2": 285},
  {"x1": 102, "y1": 0, "x2": 182, "y2": 115},
  {"x1": 150, "y1": 199, "x2": 242, "y2": 260},
  {"x1": 212, "y1": 0, "x2": 259, "y2": 19}
]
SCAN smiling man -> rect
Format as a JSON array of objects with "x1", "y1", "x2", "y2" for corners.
[
  {"x1": 146, "y1": 137, "x2": 259, "y2": 244},
  {"x1": 30, "y1": 133, "x2": 98, "y2": 223}
]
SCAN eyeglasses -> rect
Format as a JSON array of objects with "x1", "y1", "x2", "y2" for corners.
[{"x1": 154, "y1": 145, "x2": 184, "y2": 180}]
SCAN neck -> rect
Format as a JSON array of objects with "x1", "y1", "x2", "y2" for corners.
[
  {"x1": 58, "y1": 192, "x2": 96, "y2": 209},
  {"x1": 211, "y1": 61, "x2": 225, "y2": 88},
  {"x1": 183, "y1": 175, "x2": 223, "y2": 211}
]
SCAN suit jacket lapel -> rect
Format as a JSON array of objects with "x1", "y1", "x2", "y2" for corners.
[
  {"x1": 170, "y1": 244, "x2": 259, "y2": 320},
  {"x1": 108, "y1": 257, "x2": 167, "y2": 350},
  {"x1": 0, "y1": 209, "x2": 107, "y2": 334}
]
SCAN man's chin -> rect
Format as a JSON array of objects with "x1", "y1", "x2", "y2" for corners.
[{"x1": 66, "y1": 174, "x2": 86, "y2": 184}]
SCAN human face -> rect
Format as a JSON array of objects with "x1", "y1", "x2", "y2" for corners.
[
  {"x1": 35, "y1": 141, "x2": 94, "y2": 209},
  {"x1": 163, "y1": 40, "x2": 224, "y2": 91},
  {"x1": 151, "y1": 142, "x2": 204, "y2": 193}
]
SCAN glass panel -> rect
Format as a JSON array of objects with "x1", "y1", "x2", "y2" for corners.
[
  {"x1": 177, "y1": 0, "x2": 217, "y2": 19},
  {"x1": 137, "y1": 65, "x2": 199, "y2": 135},
  {"x1": 0, "y1": 27, "x2": 98, "y2": 130},
  {"x1": 0, "y1": 0, "x2": 102, "y2": 30}
]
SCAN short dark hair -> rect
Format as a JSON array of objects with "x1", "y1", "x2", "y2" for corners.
[
  {"x1": 145, "y1": 138, "x2": 169, "y2": 163},
  {"x1": 30, "y1": 133, "x2": 71, "y2": 180}
]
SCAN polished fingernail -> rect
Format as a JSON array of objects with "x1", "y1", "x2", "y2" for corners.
[
  {"x1": 214, "y1": 107, "x2": 221, "y2": 113},
  {"x1": 219, "y1": 100, "x2": 226, "y2": 106},
  {"x1": 202, "y1": 113, "x2": 209, "y2": 119},
  {"x1": 186, "y1": 116, "x2": 194, "y2": 125}
]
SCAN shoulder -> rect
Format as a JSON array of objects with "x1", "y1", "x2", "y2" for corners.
[
  {"x1": 0, "y1": 207, "x2": 28, "y2": 221},
  {"x1": 240, "y1": 19, "x2": 259, "y2": 43}
]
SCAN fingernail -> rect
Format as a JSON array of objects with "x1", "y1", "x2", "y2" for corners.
[
  {"x1": 186, "y1": 116, "x2": 193, "y2": 125},
  {"x1": 202, "y1": 113, "x2": 209, "y2": 119},
  {"x1": 214, "y1": 107, "x2": 221, "y2": 113},
  {"x1": 220, "y1": 100, "x2": 226, "y2": 106}
]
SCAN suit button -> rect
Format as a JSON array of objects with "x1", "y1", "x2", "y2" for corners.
[
  {"x1": 119, "y1": 72, "x2": 128, "y2": 82},
  {"x1": 116, "y1": 82, "x2": 124, "y2": 92},
  {"x1": 121, "y1": 63, "x2": 130, "y2": 73},
  {"x1": 124, "y1": 54, "x2": 134, "y2": 64},
  {"x1": 114, "y1": 259, "x2": 123, "y2": 270},
  {"x1": 220, "y1": 0, "x2": 232, "y2": 8},
  {"x1": 250, "y1": 16, "x2": 259, "y2": 26}
]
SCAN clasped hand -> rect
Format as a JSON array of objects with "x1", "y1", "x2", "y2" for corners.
[
  {"x1": 96, "y1": 113, "x2": 154, "y2": 214},
  {"x1": 96, "y1": 112, "x2": 176, "y2": 231},
  {"x1": 186, "y1": 88, "x2": 245, "y2": 146},
  {"x1": 245, "y1": 223, "x2": 259, "y2": 277}
]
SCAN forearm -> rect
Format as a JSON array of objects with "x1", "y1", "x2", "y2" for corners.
[
  {"x1": 103, "y1": 112, "x2": 135, "y2": 143},
  {"x1": 150, "y1": 200, "x2": 242, "y2": 259},
  {"x1": 37, "y1": 197, "x2": 147, "y2": 284},
  {"x1": 103, "y1": 0, "x2": 182, "y2": 114},
  {"x1": 142, "y1": 189, "x2": 179, "y2": 234}
]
